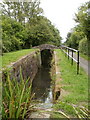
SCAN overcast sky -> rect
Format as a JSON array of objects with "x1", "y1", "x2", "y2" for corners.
[{"x1": 40, "y1": 0, "x2": 88, "y2": 42}]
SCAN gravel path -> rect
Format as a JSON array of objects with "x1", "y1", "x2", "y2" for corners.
[{"x1": 69, "y1": 52, "x2": 89, "y2": 75}]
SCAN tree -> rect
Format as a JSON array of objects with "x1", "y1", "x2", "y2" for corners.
[
  {"x1": 2, "y1": 15, "x2": 24, "y2": 52},
  {"x1": 1, "y1": 1, "x2": 62, "y2": 53},
  {"x1": 65, "y1": 1, "x2": 90, "y2": 52},
  {"x1": 74, "y1": 1, "x2": 90, "y2": 40},
  {"x1": 65, "y1": 32, "x2": 72, "y2": 46},
  {"x1": 1, "y1": 0, "x2": 43, "y2": 25},
  {"x1": 24, "y1": 16, "x2": 62, "y2": 47}
]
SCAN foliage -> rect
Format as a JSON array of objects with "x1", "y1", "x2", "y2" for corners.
[
  {"x1": 2, "y1": 15, "x2": 24, "y2": 52},
  {"x1": 2, "y1": 70, "x2": 32, "y2": 119},
  {"x1": 74, "y1": 1, "x2": 90, "y2": 39},
  {"x1": 1, "y1": 0, "x2": 62, "y2": 53},
  {"x1": 26, "y1": 16, "x2": 62, "y2": 47},
  {"x1": 65, "y1": 24, "x2": 86, "y2": 49},
  {"x1": 67, "y1": 31, "x2": 79, "y2": 49},
  {"x1": 79, "y1": 37, "x2": 88, "y2": 55},
  {"x1": 65, "y1": 1, "x2": 90, "y2": 56},
  {"x1": 1, "y1": 0, "x2": 43, "y2": 25}
]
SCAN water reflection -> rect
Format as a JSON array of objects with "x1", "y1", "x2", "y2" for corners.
[{"x1": 32, "y1": 67, "x2": 52, "y2": 103}]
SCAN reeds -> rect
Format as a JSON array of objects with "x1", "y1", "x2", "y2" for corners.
[{"x1": 2, "y1": 71, "x2": 32, "y2": 119}]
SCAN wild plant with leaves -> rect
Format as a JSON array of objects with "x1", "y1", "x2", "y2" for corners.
[{"x1": 2, "y1": 71, "x2": 32, "y2": 119}]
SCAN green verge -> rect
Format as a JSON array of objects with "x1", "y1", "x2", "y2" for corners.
[
  {"x1": 73, "y1": 51, "x2": 90, "y2": 61},
  {"x1": 52, "y1": 49, "x2": 88, "y2": 118},
  {"x1": 80, "y1": 53, "x2": 90, "y2": 61},
  {"x1": 1, "y1": 49, "x2": 37, "y2": 69}
]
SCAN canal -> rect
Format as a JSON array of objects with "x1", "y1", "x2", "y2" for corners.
[{"x1": 30, "y1": 49, "x2": 54, "y2": 118}]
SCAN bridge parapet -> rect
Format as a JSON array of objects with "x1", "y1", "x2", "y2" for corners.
[{"x1": 33, "y1": 44, "x2": 60, "y2": 51}]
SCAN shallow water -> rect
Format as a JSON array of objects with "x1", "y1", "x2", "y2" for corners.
[{"x1": 31, "y1": 67, "x2": 53, "y2": 109}]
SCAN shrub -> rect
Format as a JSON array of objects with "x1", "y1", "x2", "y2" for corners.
[{"x1": 79, "y1": 37, "x2": 88, "y2": 55}]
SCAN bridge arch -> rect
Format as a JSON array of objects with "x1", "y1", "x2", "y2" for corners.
[{"x1": 33, "y1": 44, "x2": 59, "y2": 51}]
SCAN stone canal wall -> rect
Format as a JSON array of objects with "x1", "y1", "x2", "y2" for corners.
[
  {"x1": 53, "y1": 51, "x2": 61, "y2": 101},
  {"x1": 2, "y1": 50, "x2": 41, "y2": 82}
]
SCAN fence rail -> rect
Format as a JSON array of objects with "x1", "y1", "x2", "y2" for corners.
[{"x1": 61, "y1": 45, "x2": 79, "y2": 74}]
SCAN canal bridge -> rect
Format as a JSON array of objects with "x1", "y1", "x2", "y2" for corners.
[{"x1": 33, "y1": 44, "x2": 60, "y2": 51}]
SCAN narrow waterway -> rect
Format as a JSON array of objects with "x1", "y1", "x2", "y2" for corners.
[
  {"x1": 29, "y1": 49, "x2": 54, "y2": 118},
  {"x1": 31, "y1": 67, "x2": 53, "y2": 109}
]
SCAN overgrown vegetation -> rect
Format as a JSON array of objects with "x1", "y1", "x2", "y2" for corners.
[
  {"x1": 79, "y1": 37, "x2": 88, "y2": 56},
  {"x1": 1, "y1": 1, "x2": 62, "y2": 53},
  {"x1": 1, "y1": 49, "x2": 35, "y2": 68},
  {"x1": 51, "y1": 49, "x2": 88, "y2": 118},
  {"x1": 65, "y1": 1, "x2": 90, "y2": 57},
  {"x1": 2, "y1": 70, "x2": 32, "y2": 119}
]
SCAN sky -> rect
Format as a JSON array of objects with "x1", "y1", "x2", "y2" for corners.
[
  {"x1": 0, "y1": 0, "x2": 88, "y2": 42},
  {"x1": 40, "y1": 0, "x2": 88, "y2": 43}
]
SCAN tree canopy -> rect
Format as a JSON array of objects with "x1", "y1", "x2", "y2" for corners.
[
  {"x1": 1, "y1": 1, "x2": 62, "y2": 53},
  {"x1": 65, "y1": 1, "x2": 90, "y2": 56}
]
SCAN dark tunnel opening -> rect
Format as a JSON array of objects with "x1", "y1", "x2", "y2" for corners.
[{"x1": 41, "y1": 49, "x2": 53, "y2": 68}]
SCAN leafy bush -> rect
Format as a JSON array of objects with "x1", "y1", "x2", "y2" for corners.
[{"x1": 79, "y1": 37, "x2": 88, "y2": 55}]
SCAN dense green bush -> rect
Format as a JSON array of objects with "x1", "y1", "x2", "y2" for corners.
[{"x1": 79, "y1": 37, "x2": 88, "y2": 55}]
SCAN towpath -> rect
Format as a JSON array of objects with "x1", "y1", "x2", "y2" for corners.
[{"x1": 69, "y1": 52, "x2": 89, "y2": 75}]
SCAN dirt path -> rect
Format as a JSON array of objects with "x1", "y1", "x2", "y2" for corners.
[{"x1": 69, "y1": 52, "x2": 89, "y2": 75}]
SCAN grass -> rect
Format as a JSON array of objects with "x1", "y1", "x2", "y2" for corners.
[
  {"x1": 51, "y1": 104, "x2": 89, "y2": 119},
  {"x1": 2, "y1": 69, "x2": 32, "y2": 119},
  {"x1": 1, "y1": 49, "x2": 37, "y2": 69},
  {"x1": 52, "y1": 49, "x2": 88, "y2": 118},
  {"x1": 80, "y1": 53, "x2": 90, "y2": 61},
  {"x1": 72, "y1": 51, "x2": 90, "y2": 61}
]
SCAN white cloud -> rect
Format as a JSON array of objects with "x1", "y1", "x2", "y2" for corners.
[{"x1": 40, "y1": 0, "x2": 88, "y2": 42}]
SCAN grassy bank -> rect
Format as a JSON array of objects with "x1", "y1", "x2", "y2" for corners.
[
  {"x1": 1, "y1": 49, "x2": 36, "y2": 69},
  {"x1": 80, "y1": 53, "x2": 90, "y2": 61},
  {"x1": 52, "y1": 49, "x2": 88, "y2": 118}
]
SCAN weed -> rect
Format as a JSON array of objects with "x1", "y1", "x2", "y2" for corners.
[{"x1": 2, "y1": 70, "x2": 32, "y2": 119}]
